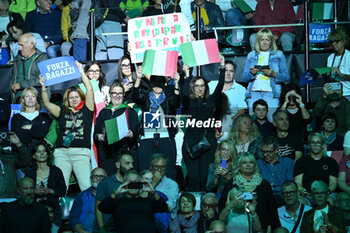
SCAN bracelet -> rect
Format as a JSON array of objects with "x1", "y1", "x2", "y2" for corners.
[
  {"x1": 79, "y1": 68, "x2": 84, "y2": 73},
  {"x1": 299, "y1": 103, "x2": 305, "y2": 108}
]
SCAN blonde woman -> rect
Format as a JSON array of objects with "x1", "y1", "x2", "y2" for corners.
[
  {"x1": 242, "y1": 28, "x2": 290, "y2": 121},
  {"x1": 206, "y1": 139, "x2": 237, "y2": 194},
  {"x1": 11, "y1": 87, "x2": 51, "y2": 146},
  {"x1": 228, "y1": 114, "x2": 263, "y2": 160},
  {"x1": 40, "y1": 61, "x2": 95, "y2": 192}
]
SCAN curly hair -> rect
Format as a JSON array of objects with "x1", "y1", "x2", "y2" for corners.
[{"x1": 228, "y1": 114, "x2": 261, "y2": 145}]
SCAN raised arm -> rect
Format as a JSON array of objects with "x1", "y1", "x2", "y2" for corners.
[
  {"x1": 39, "y1": 75, "x2": 60, "y2": 118},
  {"x1": 211, "y1": 54, "x2": 226, "y2": 101},
  {"x1": 76, "y1": 61, "x2": 94, "y2": 111}
]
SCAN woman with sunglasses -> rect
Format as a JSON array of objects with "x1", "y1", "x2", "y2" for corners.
[{"x1": 95, "y1": 81, "x2": 140, "y2": 175}]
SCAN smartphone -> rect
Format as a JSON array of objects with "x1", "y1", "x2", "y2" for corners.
[
  {"x1": 329, "y1": 82, "x2": 341, "y2": 91},
  {"x1": 153, "y1": 133, "x2": 160, "y2": 147},
  {"x1": 127, "y1": 182, "x2": 144, "y2": 189},
  {"x1": 219, "y1": 159, "x2": 227, "y2": 169},
  {"x1": 239, "y1": 192, "x2": 254, "y2": 200}
]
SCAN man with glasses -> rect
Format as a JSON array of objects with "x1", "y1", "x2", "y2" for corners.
[
  {"x1": 198, "y1": 193, "x2": 218, "y2": 233},
  {"x1": 278, "y1": 181, "x2": 311, "y2": 233},
  {"x1": 70, "y1": 168, "x2": 107, "y2": 233},
  {"x1": 149, "y1": 153, "x2": 179, "y2": 219},
  {"x1": 257, "y1": 136, "x2": 294, "y2": 205},
  {"x1": 300, "y1": 180, "x2": 346, "y2": 233}
]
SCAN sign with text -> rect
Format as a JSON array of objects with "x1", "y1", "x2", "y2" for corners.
[
  {"x1": 128, "y1": 13, "x2": 191, "y2": 63},
  {"x1": 38, "y1": 56, "x2": 81, "y2": 86},
  {"x1": 309, "y1": 24, "x2": 332, "y2": 44}
]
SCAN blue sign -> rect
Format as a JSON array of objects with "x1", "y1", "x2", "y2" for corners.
[
  {"x1": 309, "y1": 24, "x2": 332, "y2": 44},
  {"x1": 143, "y1": 111, "x2": 161, "y2": 129},
  {"x1": 38, "y1": 56, "x2": 81, "y2": 86}
]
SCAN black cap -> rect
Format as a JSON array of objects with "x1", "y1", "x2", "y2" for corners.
[{"x1": 150, "y1": 76, "x2": 165, "y2": 89}]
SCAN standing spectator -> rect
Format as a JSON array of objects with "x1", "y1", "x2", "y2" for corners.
[
  {"x1": 300, "y1": 180, "x2": 346, "y2": 233},
  {"x1": 198, "y1": 193, "x2": 218, "y2": 233},
  {"x1": 227, "y1": 114, "x2": 263, "y2": 160},
  {"x1": 10, "y1": 33, "x2": 48, "y2": 103},
  {"x1": 95, "y1": 0, "x2": 128, "y2": 60},
  {"x1": 278, "y1": 181, "x2": 312, "y2": 233},
  {"x1": 253, "y1": 99, "x2": 275, "y2": 138},
  {"x1": 40, "y1": 61, "x2": 95, "y2": 192},
  {"x1": 273, "y1": 109, "x2": 303, "y2": 161},
  {"x1": 0, "y1": 177, "x2": 51, "y2": 233},
  {"x1": 326, "y1": 27, "x2": 350, "y2": 99},
  {"x1": 95, "y1": 81, "x2": 140, "y2": 175},
  {"x1": 294, "y1": 133, "x2": 338, "y2": 195},
  {"x1": 119, "y1": 0, "x2": 149, "y2": 18},
  {"x1": 242, "y1": 28, "x2": 290, "y2": 121},
  {"x1": 170, "y1": 193, "x2": 200, "y2": 233},
  {"x1": 180, "y1": 55, "x2": 225, "y2": 191},
  {"x1": 251, "y1": 0, "x2": 296, "y2": 52},
  {"x1": 25, "y1": 0, "x2": 62, "y2": 58},
  {"x1": 257, "y1": 136, "x2": 294, "y2": 198},
  {"x1": 95, "y1": 152, "x2": 134, "y2": 232},
  {"x1": 208, "y1": 60, "x2": 247, "y2": 139},
  {"x1": 11, "y1": 87, "x2": 51, "y2": 147},
  {"x1": 320, "y1": 112, "x2": 344, "y2": 152},
  {"x1": 314, "y1": 83, "x2": 350, "y2": 137},
  {"x1": 69, "y1": 168, "x2": 107, "y2": 233}
]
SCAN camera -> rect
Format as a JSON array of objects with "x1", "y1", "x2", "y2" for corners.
[
  {"x1": 288, "y1": 94, "x2": 297, "y2": 102},
  {"x1": 127, "y1": 182, "x2": 145, "y2": 189}
]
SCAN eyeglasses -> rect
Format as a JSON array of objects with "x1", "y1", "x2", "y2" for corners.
[
  {"x1": 151, "y1": 165, "x2": 167, "y2": 170},
  {"x1": 330, "y1": 40, "x2": 341, "y2": 44},
  {"x1": 282, "y1": 190, "x2": 298, "y2": 196},
  {"x1": 310, "y1": 141, "x2": 323, "y2": 146},
  {"x1": 92, "y1": 175, "x2": 106, "y2": 179},
  {"x1": 201, "y1": 202, "x2": 217, "y2": 209},
  {"x1": 121, "y1": 64, "x2": 131, "y2": 69},
  {"x1": 194, "y1": 84, "x2": 205, "y2": 89},
  {"x1": 312, "y1": 191, "x2": 328, "y2": 197},
  {"x1": 110, "y1": 92, "x2": 124, "y2": 97},
  {"x1": 262, "y1": 149, "x2": 275, "y2": 155},
  {"x1": 87, "y1": 69, "x2": 100, "y2": 74}
]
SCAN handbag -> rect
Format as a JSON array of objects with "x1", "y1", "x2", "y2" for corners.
[{"x1": 186, "y1": 130, "x2": 211, "y2": 159}]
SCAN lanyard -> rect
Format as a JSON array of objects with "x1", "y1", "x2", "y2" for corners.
[
  {"x1": 0, "y1": 157, "x2": 4, "y2": 174},
  {"x1": 331, "y1": 50, "x2": 345, "y2": 68}
]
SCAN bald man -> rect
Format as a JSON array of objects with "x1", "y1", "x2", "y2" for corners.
[
  {"x1": 10, "y1": 32, "x2": 48, "y2": 103},
  {"x1": 0, "y1": 177, "x2": 50, "y2": 233}
]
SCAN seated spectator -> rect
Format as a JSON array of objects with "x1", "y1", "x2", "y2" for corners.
[
  {"x1": 95, "y1": 152, "x2": 134, "y2": 232},
  {"x1": 9, "y1": 0, "x2": 36, "y2": 20},
  {"x1": 250, "y1": 0, "x2": 296, "y2": 52},
  {"x1": 198, "y1": 193, "x2": 218, "y2": 233},
  {"x1": 40, "y1": 61, "x2": 94, "y2": 192},
  {"x1": 10, "y1": 33, "x2": 48, "y2": 103},
  {"x1": 206, "y1": 139, "x2": 237, "y2": 195},
  {"x1": 300, "y1": 180, "x2": 346, "y2": 233},
  {"x1": 0, "y1": 177, "x2": 51, "y2": 233},
  {"x1": 294, "y1": 133, "x2": 338, "y2": 197},
  {"x1": 242, "y1": 28, "x2": 290, "y2": 121},
  {"x1": 95, "y1": 81, "x2": 140, "y2": 175},
  {"x1": 5, "y1": 18, "x2": 45, "y2": 63},
  {"x1": 253, "y1": 99, "x2": 275, "y2": 138},
  {"x1": 95, "y1": 0, "x2": 127, "y2": 60},
  {"x1": 257, "y1": 136, "x2": 294, "y2": 198},
  {"x1": 84, "y1": 61, "x2": 110, "y2": 104},
  {"x1": 170, "y1": 192, "x2": 200, "y2": 233},
  {"x1": 99, "y1": 170, "x2": 168, "y2": 233},
  {"x1": 40, "y1": 199, "x2": 61, "y2": 233},
  {"x1": 219, "y1": 187, "x2": 262, "y2": 232},
  {"x1": 225, "y1": 1, "x2": 255, "y2": 27},
  {"x1": 11, "y1": 87, "x2": 51, "y2": 147},
  {"x1": 208, "y1": 220, "x2": 226, "y2": 233},
  {"x1": 119, "y1": 0, "x2": 149, "y2": 18},
  {"x1": 345, "y1": 131, "x2": 350, "y2": 155},
  {"x1": 320, "y1": 112, "x2": 344, "y2": 152},
  {"x1": 279, "y1": 83, "x2": 311, "y2": 143},
  {"x1": 335, "y1": 192, "x2": 350, "y2": 227},
  {"x1": 190, "y1": 0, "x2": 225, "y2": 42},
  {"x1": 227, "y1": 114, "x2": 263, "y2": 160},
  {"x1": 219, "y1": 152, "x2": 280, "y2": 232},
  {"x1": 338, "y1": 153, "x2": 350, "y2": 193},
  {"x1": 326, "y1": 27, "x2": 350, "y2": 99},
  {"x1": 273, "y1": 109, "x2": 303, "y2": 161},
  {"x1": 69, "y1": 168, "x2": 107, "y2": 233},
  {"x1": 277, "y1": 181, "x2": 312, "y2": 233},
  {"x1": 25, "y1": 0, "x2": 63, "y2": 58},
  {"x1": 0, "y1": 132, "x2": 31, "y2": 203},
  {"x1": 0, "y1": 0, "x2": 23, "y2": 37},
  {"x1": 314, "y1": 82, "x2": 350, "y2": 137}
]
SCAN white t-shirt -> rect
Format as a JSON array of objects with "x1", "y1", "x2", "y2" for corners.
[
  {"x1": 344, "y1": 131, "x2": 350, "y2": 148},
  {"x1": 327, "y1": 49, "x2": 350, "y2": 96}
]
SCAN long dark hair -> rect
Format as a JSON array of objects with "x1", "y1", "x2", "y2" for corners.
[
  {"x1": 189, "y1": 76, "x2": 209, "y2": 100},
  {"x1": 7, "y1": 18, "x2": 27, "y2": 41},
  {"x1": 117, "y1": 55, "x2": 137, "y2": 84},
  {"x1": 84, "y1": 61, "x2": 106, "y2": 90},
  {"x1": 31, "y1": 142, "x2": 51, "y2": 170}
]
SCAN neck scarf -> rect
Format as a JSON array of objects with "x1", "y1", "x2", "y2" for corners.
[
  {"x1": 172, "y1": 211, "x2": 200, "y2": 233},
  {"x1": 321, "y1": 131, "x2": 336, "y2": 146},
  {"x1": 149, "y1": 91, "x2": 165, "y2": 113},
  {"x1": 234, "y1": 173, "x2": 263, "y2": 192}
]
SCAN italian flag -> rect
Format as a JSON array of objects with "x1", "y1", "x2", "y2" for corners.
[
  {"x1": 312, "y1": 2, "x2": 333, "y2": 20},
  {"x1": 104, "y1": 110, "x2": 130, "y2": 145},
  {"x1": 142, "y1": 50, "x2": 178, "y2": 77},
  {"x1": 232, "y1": 0, "x2": 257, "y2": 13},
  {"x1": 180, "y1": 39, "x2": 220, "y2": 68}
]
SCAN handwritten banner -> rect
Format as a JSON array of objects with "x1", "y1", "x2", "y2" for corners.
[
  {"x1": 38, "y1": 56, "x2": 81, "y2": 86},
  {"x1": 128, "y1": 13, "x2": 191, "y2": 63}
]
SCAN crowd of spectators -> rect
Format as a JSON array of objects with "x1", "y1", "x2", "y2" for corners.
[{"x1": 0, "y1": 0, "x2": 350, "y2": 233}]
